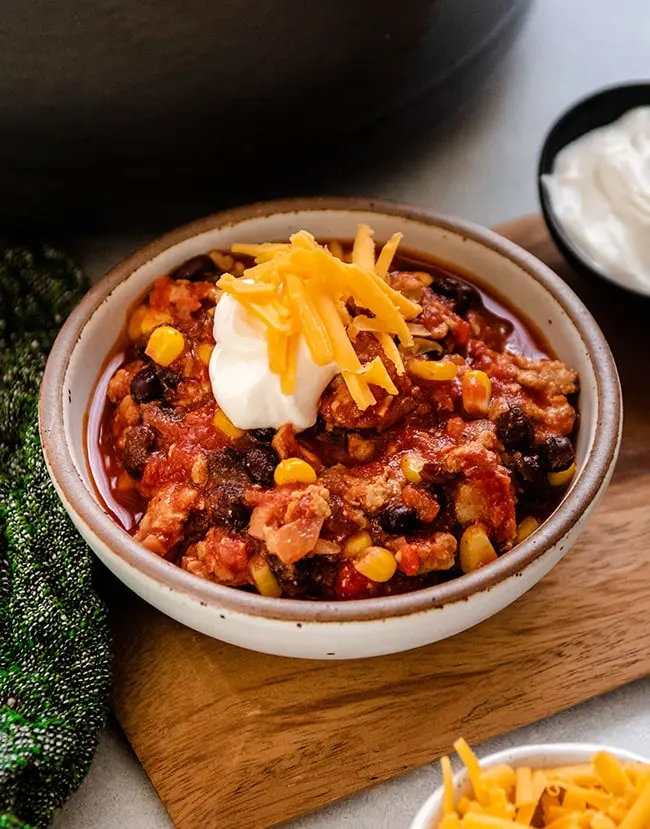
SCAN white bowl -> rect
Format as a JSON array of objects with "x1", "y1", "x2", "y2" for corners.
[
  {"x1": 411, "y1": 742, "x2": 650, "y2": 829},
  {"x1": 40, "y1": 197, "x2": 622, "y2": 659}
]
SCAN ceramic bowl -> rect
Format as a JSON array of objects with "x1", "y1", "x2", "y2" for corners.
[
  {"x1": 538, "y1": 82, "x2": 650, "y2": 297},
  {"x1": 410, "y1": 742, "x2": 650, "y2": 829},
  {"x1": 39, "y1": 197, "x2": 622, "y2": 660}
]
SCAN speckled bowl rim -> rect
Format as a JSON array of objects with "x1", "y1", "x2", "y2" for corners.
[{"x1": 40, "y1": 196, "x2": 622, "y2": 624}]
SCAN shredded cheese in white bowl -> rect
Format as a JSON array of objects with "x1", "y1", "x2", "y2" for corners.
[{"x1": 410, "y1": 741, "x2": 650, "y2": 829}]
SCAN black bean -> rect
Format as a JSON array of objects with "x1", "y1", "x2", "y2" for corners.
[
  {"x1": 130, "y1": 365, "x2": 164, "y2": 403},
  {"x1": 433, "y1": 275, "x2": 479, "y2": 315},
  {"x1": 122, "y1": 425, "x2": 156, "y2": 478},
  {"x1": 172, "y1": 254, "x2": 216, "y2": 282},
  {"x1": 541, "y1": 434, "x2": 575, "y2": 472},
  {"x1": 268, "y1": 557, "x2": 308, "y2": 597},
  {"x1": 379, "y1": 504, "x2": 419, "y2": 535},
  {"x1": 184, "y1": 510, "x2": 211, "y2": 540},
  {"x1": 270, "y1": 556, "x2": 338, "y2": 599},
  {"x1": 513, "y1": 453, "x2": 548, "y2": 497},
  {"x1": 159, "y1": 368, "x2": 182, "y2": 388},
  {"x1": 225, "y1": 502, "x2": 251, "y2": 532},
  {"x1": 326, "y1": 425, "x2": 349, "y2": 445},
  {"x1": 208, "y1": 447, "x2": 245, "y2": 475},
  {"x1": 244, "y1": 446, "x2": 278, "y2": 487},
  {"x1": 427, "y1": 484, "x2": 448, "y2": 514},
  {"x1": 250, "y1": 428, "x2": 276, "y2": 443},
  {"x1": 495, "y1": 405, "x2": 535, "y2": 450},
  {"x1": 205, "y1": 484, "x2": 250, "y2": 532}
]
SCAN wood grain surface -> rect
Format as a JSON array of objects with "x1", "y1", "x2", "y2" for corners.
[{"x1": 110, "y1": 216, "x2": 650, "y2": 829}]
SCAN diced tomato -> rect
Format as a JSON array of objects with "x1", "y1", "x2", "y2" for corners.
[
  {"x1": 395, "y1": 545, "x2": 420, "y2": 577},
  {"x1": 334, "y1": 560, "x2": 378, "y2": 600},
  {"x1": 455, "y1": 320, "x2": 470, "y2": 347}
]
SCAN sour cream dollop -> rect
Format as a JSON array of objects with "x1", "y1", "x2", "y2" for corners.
[
  {"x1": 209, "y1": 292, "x2": 338, "y2": 432},
  {"x1": 543, "y1": 106, "x2": 650, "y2": 291}
]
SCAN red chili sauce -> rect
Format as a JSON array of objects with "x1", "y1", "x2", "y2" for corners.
[{"x1": 86, "y1": 245, "x2": 579, "y2": 600}]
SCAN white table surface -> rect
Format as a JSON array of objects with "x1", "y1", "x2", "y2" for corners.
[{"x1": 53, "y1": 0, "x2": 650, "y2": 826}]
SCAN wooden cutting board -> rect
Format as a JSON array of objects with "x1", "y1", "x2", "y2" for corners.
[{"x1": 110, "y1": 215, "x2": 650, "y2": 829}]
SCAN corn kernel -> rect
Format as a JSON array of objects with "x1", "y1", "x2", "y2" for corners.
[
  {"x1": 128, "y1": 305, "x2": 148, "y2": 340},
  {"x1": 213, "y1": 409, "x2": 245, "y2": 439},
  {"x1": 412, "y1": 337, "x2": 443, "y2": 357},
  {"x1": 462, "y1": 369, "x2": 492, "y2": 417},
  {"x1": 408, "y1": 357, "x2": 458, "y2": 382},
  {"x1": 209, "y1": 249, "x2": 234, "y2": 271},
  {"x1": 515, "y1": 516, "x2": 539, "y2": 543},
  {"x1": 548, "y1": 461, "x2": 576, "y2": 487},
  {"x1": 249, "y1": 558, "x2": 282, "y2": 598},
  {"x1": 400, "y1": 452, "x2": 425, "y2": 484},
  {"x1": 145, "y1": 325, "x2": 185, "y2": 366},
  {"x1": 274, "y1": 457, "x2": 317, "y2": 486},
  {"x1": 197, "y1": 343, "x2": 214, "y2": 365},
  {"x1": 141, "y1": 310, "x2": 172, "y2": 336},
  {"x1": 343, "y1": 530, "x2": 373, "y2": 557},
  {"x1": 415, "y1": 271, "x2": 434, "y2": 286},
  {"x1": 460, "y1": 524, "x2": 497, "y2": 573},
  {"x1": 354, "y1": 546, "x2": 397, "y2": 583}
]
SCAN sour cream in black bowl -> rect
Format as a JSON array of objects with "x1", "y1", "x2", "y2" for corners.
[{"x1": 539, "y1": 82, "x2": 650, "y2": 297}]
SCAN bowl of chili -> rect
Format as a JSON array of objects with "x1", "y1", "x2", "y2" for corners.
[{"x1": 40, "y1": 197, "x2": 621, "y2": 659}]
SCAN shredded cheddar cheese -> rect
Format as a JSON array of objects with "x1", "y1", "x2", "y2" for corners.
[
  {"x1": 219, "y1": 225, "x2": 421, "y2": 410},
  {"x1": 436, "y1": 742, "x2": 650, "y2": 829}
]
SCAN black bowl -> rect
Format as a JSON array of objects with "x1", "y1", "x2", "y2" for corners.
[{"x1": 538, "y1": 81, "x2": 650, "y2": 297}]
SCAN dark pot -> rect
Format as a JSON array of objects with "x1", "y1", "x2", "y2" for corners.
[{"x1": 1, "y1": 0, "x2": 530, "y2": 229}]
